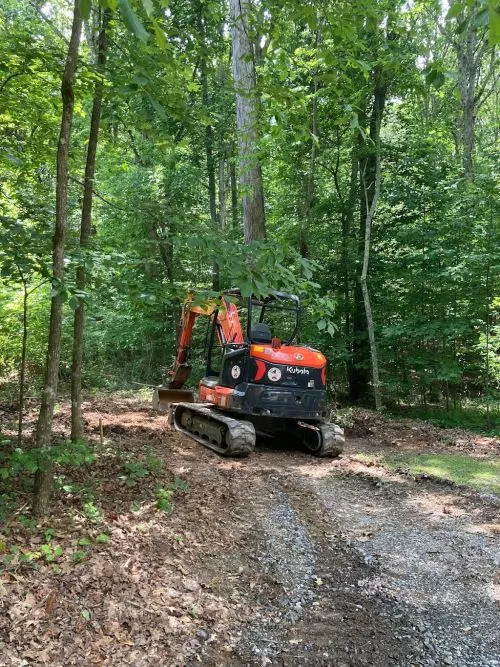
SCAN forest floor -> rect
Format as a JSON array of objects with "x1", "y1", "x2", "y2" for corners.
[{"x1": 0, "y1": 397, "x2": 499, "y2": 667}]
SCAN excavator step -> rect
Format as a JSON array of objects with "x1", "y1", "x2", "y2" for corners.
[{"x1": 173, "y1": 403, "x2": 256, "y2": 458}]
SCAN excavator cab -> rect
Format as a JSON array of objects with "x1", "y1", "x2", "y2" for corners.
[{"x1": 202, "y1": 291, "x2": 299, "y2": 388}]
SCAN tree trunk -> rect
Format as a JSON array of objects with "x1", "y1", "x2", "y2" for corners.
[
  {"x1": 197, "y1": 0, "x2": 219, "y2": 288},
  {"x1": 299, "y1": 30, "x2": 319, "y2": 258},
  {"x1": 219, "y1": 157, "x2": 227, "y2": 230},
  {"x1": 455, "y1": 21, "x2": 479, "y2": 180},
  {"x1": 229, "y1": 0, "x2": 266, "y2": 243},
  {"x1": 349, "y1": 69, "x2": 386, "y2": 404},
  {"x1": 32, "y1": 0, "x2": 82, "y2": 516},
  {"x1": 71, "y1": 10, "x2": 110, "y2": 442},
  {"x1": 349, "y1": 107, "x2": 370, "y2": 402},
  {"x1": 230, "y1": 148, "x2": 238, "y2": 230},
  {"x1": 453, "y1": 8, "x2": 493, "y2": 181},
  {"x1": 341, "y1": 139, "x2": 358, "y2": 388},
  {"x1": 360, "y1": 144, "x2": 382, "y2": 411},
  {"x1": 17, "y1": 274, "x2": 28, "y2": 445},
  {"x1": 299, "y1": 83, "x2": 317, "y2": 258}
]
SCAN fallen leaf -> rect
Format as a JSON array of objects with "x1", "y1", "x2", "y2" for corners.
[{"x1": 45, "y1": 591, "x2": 57, "y2": 616}]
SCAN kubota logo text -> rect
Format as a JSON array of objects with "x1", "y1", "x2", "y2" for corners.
[{"x1": 286, "y1": 366, "x2": 310, "y2": 375}]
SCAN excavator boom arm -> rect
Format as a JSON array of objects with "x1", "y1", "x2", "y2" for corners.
[{"x1": 168, "y1": 294, "x2": 244, "y2": 389}]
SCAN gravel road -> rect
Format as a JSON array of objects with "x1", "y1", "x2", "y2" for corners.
[{"x1": 200, "y1": 439, "x2": 500, "y2": 667}]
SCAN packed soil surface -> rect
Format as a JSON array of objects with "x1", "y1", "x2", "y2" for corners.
[{"x1": 0, "y1": 398, "x2": 499, "y2": 667}]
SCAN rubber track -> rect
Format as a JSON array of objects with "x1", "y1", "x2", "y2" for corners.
[
  {"x1": 316, "y1": 422, "x2": 345, "y2": 458},
  {"x1": 174, "y1": 403, "x2": 256, "y2": 458}
]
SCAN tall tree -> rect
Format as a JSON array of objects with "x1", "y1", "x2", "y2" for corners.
[
  {"x1": 32, "y1": 0, "x2": 82, "y2": 516},
  {"x1": 71, "y1": 8, "x2": 111, "y2": 442},
  {"x1": 451, "y1": 5, "x2": 495, "y2": 181},
  {"x1": 229, "y1": 0, "x2": 266, "y2": 242},
  {"x1": 360, "y1": 120, "x2": 383, "y2": 411},
  {"x1": 349, "y1": 4, "x2": 390, "y2": 403},
  {"x1": 196, "y1": 0, "x2": 219, "y2": 288}
]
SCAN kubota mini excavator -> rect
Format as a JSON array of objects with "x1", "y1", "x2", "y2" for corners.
[{"x1": 153, "y1": 289, "x2": 344, "y2": 458}]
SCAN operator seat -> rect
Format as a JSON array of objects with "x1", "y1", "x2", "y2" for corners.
[{"x1": 250, "y1": 323, "x2": 272, "y2": 343}]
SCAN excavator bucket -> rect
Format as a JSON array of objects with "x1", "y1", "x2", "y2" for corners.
[{"x1": 152, "y1": 386, "x2": 195, "y2": 412}]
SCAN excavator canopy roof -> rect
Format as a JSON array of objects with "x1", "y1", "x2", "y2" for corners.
[{"x1": 223, "y1": 289, "x2": 300, "y2": 304}]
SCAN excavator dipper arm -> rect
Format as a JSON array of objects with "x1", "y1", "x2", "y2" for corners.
[{"x1": 168, "y1": 295, "x2": 243, "y2": 389}]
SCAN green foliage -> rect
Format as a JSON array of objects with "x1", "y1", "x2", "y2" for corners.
[
  {"x1": 446, "y1": 0, "x2": 500, "y2": 45},
  {"x1": 120, "y1": 459, "x2": 149, "y2": 486},
  {"x1": 17, "y1": 515, "x2": 36, "y2": 532},
  {"x1": 71, "y1": 550, "x2": 88, "y2": 563},
  {"x1": 0, "y1": 441, "x2": 95, "y2": 484},
  {"x1": 40, "y1": 543, "x2": 64, "y2": 562},
  {"x1": 96, "y1": 532, "x2": 110, "y2": 543},
  {"x1": 83, "y1": 502, "x2": 102, "y2": 523},
  {"x1": 118, "y1": 0, "x2": 149, "y2": 43},
  {"x1": 388, "y1": 402, "x2": 499, "y2": 435},
  {"x1": 119, "y1": 451, "x2": 162, "y2": 487},
  {"x1": 0, "y1": 538, "x2": 64, "y2": 569},
  {"x1": 44, "y1": 528, "x2": 56, "y2": 542},
  {"x1": 155, "y1": 477, "x2": 188, "y2": 513},
  {"x1": 0, "y1": 0, "x2": 497, "y2": 431}
]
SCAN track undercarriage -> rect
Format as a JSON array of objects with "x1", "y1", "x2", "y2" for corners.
[{"x1": 173, "y1": 402, "x2": 344, "y2": 458}]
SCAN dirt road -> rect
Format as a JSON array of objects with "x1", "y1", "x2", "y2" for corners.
[
  {"x1": 190, "y1": 439, "x2": 499, "y2": 667},
  {"x1": 1, "y1": 400, "x2": 499, "y2": 667}
]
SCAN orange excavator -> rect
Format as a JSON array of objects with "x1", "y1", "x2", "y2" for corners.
[{"x1": 153, "y1": 289, "x2": 344, "y2": 458}]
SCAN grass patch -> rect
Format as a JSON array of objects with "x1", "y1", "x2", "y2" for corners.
[{"x1": 355, "y1": 453, "x2": 500, "y2": 495}]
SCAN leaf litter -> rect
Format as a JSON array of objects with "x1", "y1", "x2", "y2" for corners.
[{"x1": 0, "y1": 397, "x2": 498, "y2": 666}]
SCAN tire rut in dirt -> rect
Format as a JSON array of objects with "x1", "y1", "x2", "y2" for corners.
[
  {"x1": 229, "y1": 486, "x2": 316, "y2": 664},
  {"x1": 222, "y1": 473, "x2": 426, "y2": 666}
]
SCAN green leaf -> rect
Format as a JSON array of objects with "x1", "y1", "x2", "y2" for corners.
[
  {"x1": 489, "y1": 8, "x2": 500, "y2": 45},
  {"x1": 147, "y1": 93, "x2": 169, "y2": 121},
  {"x1": 153, "y1": 20, "x2": 167, "y2": 49},
  {"x1": 68, "y1": 295, "x2": 79, "y2": 310},
  {"x1": 81, "y1": 0, "x2": 92, "y2": 21},
  {"x1": 81, "y1": 609, "x2": 91, "y2": 621},
  {"x1": 446, "y1": 2, "x2": 465, "y2": 19},
  {"x1": 72, "y1": 550, "x2": 87, "y2": 563},
  {"x1": 317, "y1": 319, "x2": 327, "y2": 330},
  {"x1": 78, "y1": 537, "x2": 91, "y2": 546},
  {"x1": 96, "y1": 533, "x2": 110, "y2": 543},
  {"x1": 118, "y1": 0, "x2": 149, "y2": 42},
  {"x1": 141, "y1": 0, "x2": 154, "y2": 16}
]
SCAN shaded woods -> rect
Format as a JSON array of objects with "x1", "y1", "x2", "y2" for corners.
[{"x1": 0, "y1": 0, "x2": 498, "y2": 514}]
